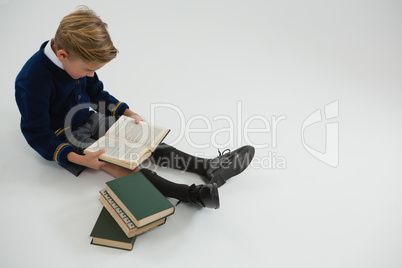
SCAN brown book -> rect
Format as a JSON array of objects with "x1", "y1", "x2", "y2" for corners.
[
  {"x1": 84, "y1": 115, "x2": 170, "y2": 170},
  {"x1": 99, "y1": 189, "x2": 166, "y2": 238}
]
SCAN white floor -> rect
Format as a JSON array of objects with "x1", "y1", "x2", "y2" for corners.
[{"x1": 1, "y1": 0, "x2": 401, "y2": 267}]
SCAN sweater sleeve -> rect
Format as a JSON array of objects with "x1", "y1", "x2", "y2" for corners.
[
  {"x1": 86, "y1": 73, "x2": 129, "y2": 118},
  {"x1": 15, "y1": 80, "x2": 75, "y2": 165}
]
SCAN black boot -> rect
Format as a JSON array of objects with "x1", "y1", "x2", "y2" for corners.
[
  {"x1": 204, "y1": 145, "x2": 255, "y2": 187},
  {"x1": 187, "y1": 183, "x2": 220, "y2": 209}
]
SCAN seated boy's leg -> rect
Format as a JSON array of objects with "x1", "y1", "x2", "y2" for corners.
[
  {"x1": 59, "y1": 113, "x2": 114, "y2": 176},
  {"x1": 92, "y1": 115, "x2": 116, "y2": 140},
  {"x1": 152, "y1": 143, "x2": 209, "y2": 175},
  {"x1": 101, "y1": 163, "x2": 141, "y2": 178},
  {"x1": 58, "y1": 162, "x2": 86, "y2": 177},
  {"x1": 140, "y1": 169, "x2": 219, "y2": 209},
  {"x1": 57, "y1": 115, "x2": 99, "y2": 176},
  {"x1": 152, "y1": 143, "x2": 255, "y2": 187},
  {"x1": 66, "y1": 113, "x2": 101, "y2": 152}
]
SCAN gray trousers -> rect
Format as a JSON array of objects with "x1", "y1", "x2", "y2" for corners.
[{"x1": 59, "y1": 113, "x2": 116, "y2": 176}]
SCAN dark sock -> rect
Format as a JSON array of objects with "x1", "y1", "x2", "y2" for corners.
[
  {"x1": 151, "y1": 143, "x2": 210, "y2": 175},
  {"x1": 140, "y1": 168, "x2": 191, "y2": 202}
]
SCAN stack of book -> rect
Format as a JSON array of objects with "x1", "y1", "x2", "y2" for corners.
[{"x1": 90, "y1": 172, "x2": 175, "y2": 251}]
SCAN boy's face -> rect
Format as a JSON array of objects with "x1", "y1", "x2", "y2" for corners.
[
  {"x1": 62, "y1": 57, "x2": 106, "y2": 80},
  {"x1": 56, "y1": 49, "x2": 106, "y2": 79}
]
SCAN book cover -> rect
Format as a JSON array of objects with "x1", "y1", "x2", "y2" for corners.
[
  {"x1": 99, "y1": 189, "x2": 166, "y2": 237},
  {"x1": 106, "y1": 172, "x2": 175, "y2": 227},
  {"x1": 90, "y1": 207, "x2": 136, "y2": 251}
]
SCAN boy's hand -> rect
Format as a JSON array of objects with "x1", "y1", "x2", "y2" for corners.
[
  {"x1": 131, "y1": 113, "x2": 145, "y2": 124},
  {"x1": 80, "y1": 150, "x2": 107, "y2": 170},
  {"x1": 123, "y1": 108, "x2": 145, "y2": 124},
  {"x1": 67, "y1": 150, "x2": 106, "y2": 170}
]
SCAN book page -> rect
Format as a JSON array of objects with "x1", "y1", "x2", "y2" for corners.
[
  {"x1": 86, "y1": 136, "x2": 149, "y2": 165},
  {"x1": 106, "y1": 116, "x2": 166, "y2": 148}
]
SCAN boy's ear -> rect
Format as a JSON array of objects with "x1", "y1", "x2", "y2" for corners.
[{"x1": 56, "y1": 49, "x2": 69, "y2": 62}]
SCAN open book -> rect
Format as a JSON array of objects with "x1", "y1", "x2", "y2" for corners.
[{"x1": 84, "y1": 115, "x2": 170, "y2": 170}]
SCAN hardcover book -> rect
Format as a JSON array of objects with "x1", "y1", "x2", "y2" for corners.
[
  {"x1": 106, "y1": 172, "x2": 175, "y2": 227},
  {"x1": 90, "y1": 207, "x2": 137, "y2": 251},
  {"x1": 99, "y1": 189, "x2": 166, "y2": 237},
  {"x1": 84, "y1": 115, "x2": 170, "y2": 170}
]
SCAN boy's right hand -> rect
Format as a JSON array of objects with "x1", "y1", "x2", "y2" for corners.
[{"x1": 67, "y1": 150, "x2": 106, "y2": 170}]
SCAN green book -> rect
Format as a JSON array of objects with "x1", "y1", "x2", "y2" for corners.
[
  {"x1": 106, "y1": 172, "x2": 175, "y2": 228},
  {"x1": 90, "y1": 207, "x2": 136, "y2": 251},
  {"x1": 99, "y1": 189, "x2": 167, "y2": 238}
]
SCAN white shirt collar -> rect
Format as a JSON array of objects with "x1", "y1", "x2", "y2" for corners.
[{"x1": 44, "y1": 39, "x2": 64, "y2": 70}]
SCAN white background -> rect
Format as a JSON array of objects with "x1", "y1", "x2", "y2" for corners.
[{"x1": 1, "y1": 0, "x2": 401, "y2": 267}]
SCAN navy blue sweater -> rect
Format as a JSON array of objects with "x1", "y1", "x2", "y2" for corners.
[{"x1": 15, "y1": 41, "x2": 129, "y2": 166}]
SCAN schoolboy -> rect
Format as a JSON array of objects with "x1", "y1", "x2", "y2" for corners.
[{"x1": 15, "y1": 6, "x2": 255, "y2": 209}]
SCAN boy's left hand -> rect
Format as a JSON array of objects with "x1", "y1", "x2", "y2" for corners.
[
  {"x1": 131, "y1": 113, "x2": 145, "y2": 124},
  {"x1": 123, "y1": 109, "x2": 145, "y2": 124}
]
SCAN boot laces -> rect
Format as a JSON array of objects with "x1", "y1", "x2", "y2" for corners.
[{"x1": 218, "y1": 148, "x2": 231, "y2": 156}]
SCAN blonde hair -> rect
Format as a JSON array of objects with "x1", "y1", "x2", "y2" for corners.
[{"x1": 54, "y1": 6, "x2": 118, "y2": 63}]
